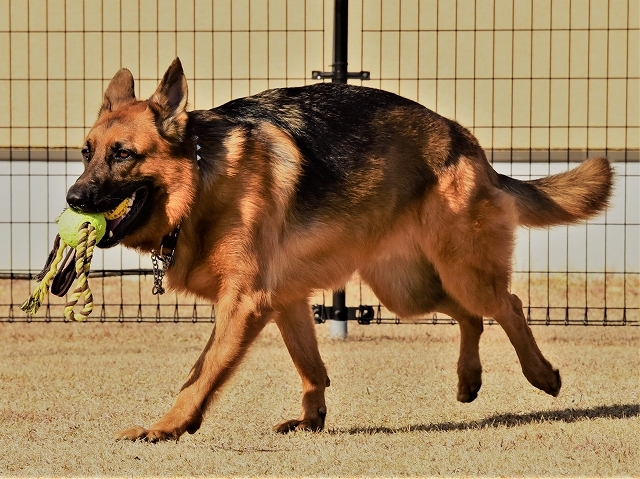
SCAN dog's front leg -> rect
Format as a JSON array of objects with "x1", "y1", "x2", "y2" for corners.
[
  {"x1": 272, "y1": 300, "x2": 330, "y2": 433},
  {"x1": 115, "y1": 293, "x2": 273, "y2": 442}
]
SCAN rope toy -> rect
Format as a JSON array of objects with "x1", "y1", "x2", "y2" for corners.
[{"x1": 21, "y1": 199, "x2": 127, "y2": 321}]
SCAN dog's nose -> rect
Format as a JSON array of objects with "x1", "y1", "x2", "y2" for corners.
[{"x1": 66, "y1": 185, "x2": 89, "y2": 211}]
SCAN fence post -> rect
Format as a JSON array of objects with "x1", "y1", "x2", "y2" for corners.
[
  {"x1": 330, "y1": 0, "x2": 349, "y2": 338},
  {"x1": 311, "y1": 0, "x2": 369, "y2": 338},
  {"x1": 332, "y1": 0, "x2": 348, "y2": 84}
]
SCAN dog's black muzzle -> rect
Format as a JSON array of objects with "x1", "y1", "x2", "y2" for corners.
[{"x1": 66, "y1": 182, "x2": 101, "y2": 213}]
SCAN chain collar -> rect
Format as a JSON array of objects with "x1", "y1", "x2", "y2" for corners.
[{"x1": 151, "y1": 225, "x2": 180, "y2": 295}]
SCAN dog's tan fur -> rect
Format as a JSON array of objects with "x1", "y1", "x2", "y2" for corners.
[{"x1": 67, "y1": 59, "x2": 613, "y2": 441}]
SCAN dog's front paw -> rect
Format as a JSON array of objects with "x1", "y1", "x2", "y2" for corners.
[
  {"x1": 115, "y1": 426, "x2": 179, "y2": 442},
  {"x1": 273, "y1": 407, "x2": 326, "y2": 433},
  {"x1": 115, "y1": 409, "x2": 202, "y2": 442},
  {"x1": 273, "y1": 417, "x2": 324, "y2": 433}
]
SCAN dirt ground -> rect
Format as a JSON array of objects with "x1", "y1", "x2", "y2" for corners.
[{"x1": 0, "y1": 321, "x2": 638, "y2": 477}]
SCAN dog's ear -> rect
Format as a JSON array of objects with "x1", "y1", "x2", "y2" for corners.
[
  {"x1": 100, "y1": 68, "x2": 136, "y2": 115},
  {"x1": 149, "y1": 58, "x2": 189, "y2": 141}
]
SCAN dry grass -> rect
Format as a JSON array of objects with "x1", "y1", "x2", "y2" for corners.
[{"x1": 0, "y1": 321, "x2": 638, "y2": 477}]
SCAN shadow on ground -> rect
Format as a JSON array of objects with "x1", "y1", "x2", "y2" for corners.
[{"x1": 327, "y1": 404, "x2": 640, "y2": 435}]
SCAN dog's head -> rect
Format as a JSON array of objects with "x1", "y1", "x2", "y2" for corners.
[{"x1": 66, "y1": 58, "x2": 198, "y2": 250}]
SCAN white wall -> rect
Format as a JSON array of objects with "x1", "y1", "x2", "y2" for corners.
[{"x1": 0, "y1": 159, "x2": 637, "y2": 274}]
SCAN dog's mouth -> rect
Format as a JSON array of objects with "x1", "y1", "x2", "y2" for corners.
[{"x1": 98, "y1": 186, "x2": 150, "y2": 248}]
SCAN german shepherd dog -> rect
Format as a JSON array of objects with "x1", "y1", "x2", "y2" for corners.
[{"x1": 66, "y1": 58, "x2": 613, "y2": 441}]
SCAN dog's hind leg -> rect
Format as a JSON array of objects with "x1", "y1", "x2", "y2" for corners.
[
  {"x1": 491, "y1": 293, "x2": 561, "y2": 396},
  {"x1": 423, "y1": 184, "x2": 561, "y2": 397},
  {"x1": 429, "y1": 240, "x2": 561, "y2": 397},
  {"x1": 436, "y1": 298, "x2": 484, "y2": 403},
  {"x1": 115, "y1": 292, "x2": 273, "y2": 442},
  {"x1": 272, "y1": 300, "x2": 329, "y2": 433}
]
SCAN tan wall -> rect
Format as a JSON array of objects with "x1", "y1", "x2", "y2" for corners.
[{"x1": 0, "y1": 0, "x2": 638, "y2": 149}]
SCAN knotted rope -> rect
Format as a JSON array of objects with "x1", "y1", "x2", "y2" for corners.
[{"x1": 21, "y1": 221, "x2": 98, "y2": 321}]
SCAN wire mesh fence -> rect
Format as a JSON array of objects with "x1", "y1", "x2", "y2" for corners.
[{"x1": 0, "y1": 0, "x2": 638, "y2": 324}]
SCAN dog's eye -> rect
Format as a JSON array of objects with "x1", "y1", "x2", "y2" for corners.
[
  {"x1": 116, "y1": 150, "x2": 131, "y2": 160},
  {"x1": 81, "y1": 146, "x2": 91, "y2": 161}
]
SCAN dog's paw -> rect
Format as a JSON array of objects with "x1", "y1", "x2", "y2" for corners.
[
  {"x1": 273, "y1": 417, "x2": 324, "y2": 433},
  {"x1": 114, "y1": 426, "x2": 179, "y2": 442},
  {"x1": 273, "y1": 419, "x2": 303, "y2": 433},
  {"x1": 543, "y1": 368, "x2": 562, "y2": 397},
  {"x1": 524, "y1": 366, "x2": 562, "y2": 397},
  {"x1": 457, "y1": 371, "x2": 482, "y2": 403},
  {"x1": 457, "y1": 382, "x2": 481, "y2": 403}
]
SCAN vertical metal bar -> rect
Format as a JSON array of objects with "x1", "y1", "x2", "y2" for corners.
[
  {"x1": 331, "y1": 0, "x2": 348, "y2": 338},
  {"x1": 332, "y1": 0, "x2": 348, "y2": 85},
  {"x1": 331, "y1": 288, "x2": 347, "y2": 337}
]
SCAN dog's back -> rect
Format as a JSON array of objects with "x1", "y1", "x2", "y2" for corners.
[{"x1": 205, "y1": 83, "x2": 492, "y2": 220}]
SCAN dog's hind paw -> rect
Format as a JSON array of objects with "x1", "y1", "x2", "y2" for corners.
[
  {"x1": 544, "y1": 368, "x2": 562, "y2": 397},
  {"x1": 524, "y1": 366, "x2": 562, "y2": 398},
  {"x1": 457, "y1": 374, "x2": 482, "y2": 403},
  {"x1": 457, "y1": 384, "x2": 480, "y2": 403}
]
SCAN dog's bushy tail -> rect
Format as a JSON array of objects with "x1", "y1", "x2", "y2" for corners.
[{"x1": 499, "y1": 157, "x2": 614, "y2": 228}]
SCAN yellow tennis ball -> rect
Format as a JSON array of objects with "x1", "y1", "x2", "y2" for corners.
[
  {"x1": 104, "y1": 197, "x2": 129, "y2": 220},
  {"x1": 57, "y1": 208, "x2": 107, "y2": 248}
]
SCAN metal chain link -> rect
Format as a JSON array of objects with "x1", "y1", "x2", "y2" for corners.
[
  {"x1": 151, "y1": 249, "x2": 173, "y2": 295},
  {"x1": 150, "y1": 225, "x2": 180, "y2": 295}
]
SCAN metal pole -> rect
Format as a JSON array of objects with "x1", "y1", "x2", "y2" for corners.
[
  {"x1": 330, "y1": 0, "x2": 349, "y2": 338},
  {"x1": 332, "y1": 0, "x2": 348, "y2": 85},
  {"x1": 311, "y1": 0, "x2": 368, "y2": 336},
  {"x1": 331, "y1": 289, "x2": 347, "y2": 338}
]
